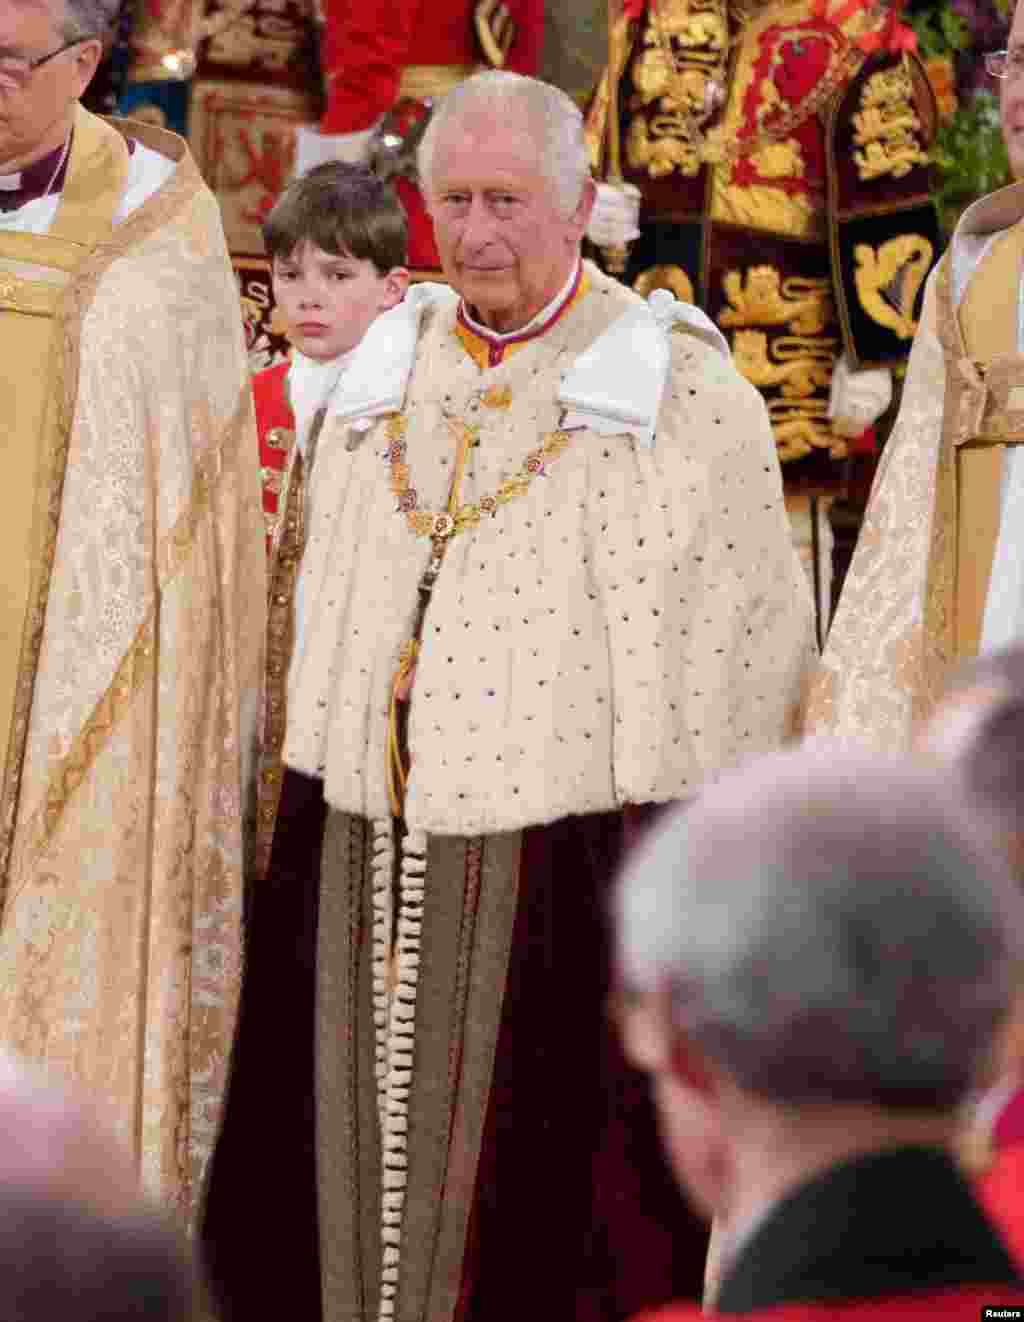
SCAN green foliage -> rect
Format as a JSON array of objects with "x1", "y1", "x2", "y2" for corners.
[
  {"x1": 908, "y1": 3, "x2": 970, "y2": 57},
  {"x1": 932, "y1": 90, "x2": 1011, "y2": 232}
]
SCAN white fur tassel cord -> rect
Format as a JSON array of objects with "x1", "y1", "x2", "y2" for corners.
[{"x1": 375, "y1": 822, "x2": 427, "y2": 1321}]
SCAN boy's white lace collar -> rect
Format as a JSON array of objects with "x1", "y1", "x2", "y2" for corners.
[{"x1": 288, "y1": 348, "x2": 356, "y2": 454}]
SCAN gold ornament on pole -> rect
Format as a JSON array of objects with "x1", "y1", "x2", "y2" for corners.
[{"x1": 602, "y1": 0, "x2": 635, "y2": 275}]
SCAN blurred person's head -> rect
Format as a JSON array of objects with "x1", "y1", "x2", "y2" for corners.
[
  {"x1": 0, "y1": 1193, "x2": 198, "y2": 1321},
  {"x1": 0, "y1": 1051, "x2": 200, "y2": 1319},
  {"x1": 613, "y1": 748, "x2": 1024, "y2": 1228},
  {"x1": 0, "y1": 1051, "x2": 140, "y2": 1215},
  {"x1": 919, "y1": 645, "x2": 1024, "y2": 1095},
  {"x1": 920, "y1": 644, "x2": 1024, "y2": 879},
  {"x1": 263, "y1": 161, "x2": 409, "y2": 363}
]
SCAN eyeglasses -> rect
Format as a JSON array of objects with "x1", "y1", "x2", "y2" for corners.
[
  {"x1": 0, "y1": 37, "x2": 88, "y2": 91},
  {"x1": 985, "y1": 48, "x2": 1024, "y2": 80}
]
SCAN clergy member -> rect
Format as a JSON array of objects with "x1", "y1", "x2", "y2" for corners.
[
  {"x1": 205, "y1": 71, "x2": 813, "y2": 1322},
  {"x1": 0, "y1": 0, "x2": 264, "y2": 1221},
  {"x1": 805, "y1": 2, "x2": 1024, "y2": 743}
]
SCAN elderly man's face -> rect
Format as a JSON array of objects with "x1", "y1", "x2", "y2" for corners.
[
  {"x1": 425, "y1": 110, "x2": 594, "y2": 334},
  {"x1": 0, "y1": 0, "x2": 100, "y2": 170},
  {"x1": 1002, "y1": 2, "x2": 1024, "y2": 179}
]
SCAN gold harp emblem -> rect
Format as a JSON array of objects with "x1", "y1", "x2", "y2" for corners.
[{"x1": 853, "y1": 235, "x2": 934, "y2": 339}]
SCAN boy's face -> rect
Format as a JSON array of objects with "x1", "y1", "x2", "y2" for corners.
[{"x1": 271, "y1": 239, "x2": 408, "y2": 362}]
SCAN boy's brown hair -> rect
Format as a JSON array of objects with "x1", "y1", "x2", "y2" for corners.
[{"x1": 263, "y1": 161, "x2": 408, "y2": 272}]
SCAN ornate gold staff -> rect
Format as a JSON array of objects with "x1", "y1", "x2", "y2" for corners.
[{"x1": 602, "y1": 0, "x2": 634, "y2": 275}]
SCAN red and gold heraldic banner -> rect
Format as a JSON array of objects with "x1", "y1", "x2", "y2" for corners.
[
  {"x1": 588, "y1": 0, "x2": 941, "y2": 487},
  {"x1": 190, "y1": 0, "x2": 315, "y2": 368}
]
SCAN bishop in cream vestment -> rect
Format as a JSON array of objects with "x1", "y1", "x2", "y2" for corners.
[
  {"x1": 806, "y1": 181, "x2": 1024, "y2": 745},
  {"x1": 0, "y1": 105, "x2": 265, "y2": 1218}
]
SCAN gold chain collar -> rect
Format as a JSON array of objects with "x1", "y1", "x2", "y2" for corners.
[{"x1": 384, "y1": 413, "x2": 574, "y2": 546}]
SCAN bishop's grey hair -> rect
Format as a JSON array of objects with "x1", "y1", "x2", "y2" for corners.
[
  {"x1": 417, "y1": 70, "x2": 591, "y2": 218},
  {"x1": 615, "y1": 748, "x2": 1024, "y2": 1111},
  {"x1": 58, "y1": 0, "x2": 120, "y2": 41}
]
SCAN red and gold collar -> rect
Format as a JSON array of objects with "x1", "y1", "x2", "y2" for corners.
[{"x1": 454, "y1": 263, "x2": 590, "y2": 369}]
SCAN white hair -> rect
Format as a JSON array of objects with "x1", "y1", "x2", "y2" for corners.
[
  {"x1": 58, "y1": 0, "x2": 120, "y2": 39},
  {"x1": 616, "y1": 748, "x2": 1024, "y2": 1111},
  {"x1": 417, "y1": 70, "x2": 591, "y2": 218}
]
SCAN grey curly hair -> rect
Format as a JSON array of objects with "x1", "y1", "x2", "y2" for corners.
[{"x1": 56, "y1": 0, "x2": 121, "y2": 41}]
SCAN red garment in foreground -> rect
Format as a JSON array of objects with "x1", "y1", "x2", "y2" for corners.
[
  {"x1": 980, "y1": 1145, "x2": 1024, "y2": 1273},
  {"x1": 635, "y1": 1287, "x2": 1024, "y2": 1322}
]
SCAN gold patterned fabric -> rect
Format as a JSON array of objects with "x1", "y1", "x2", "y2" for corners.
[
  {"x1": 806, "y1": 184, "x2": 1024, "y2": 746},
  {"x1": 584, "y1": 2, "x2": 940, "y2": 479},
  {"x1": 0, "y1": 107, "x2": 265, "y2": 1221}
]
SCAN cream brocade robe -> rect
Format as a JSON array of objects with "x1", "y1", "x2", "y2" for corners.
[
  {"x1": 0, "y1": 108, "x2": 265, "y2": 1217},
  {"x1": 806, "y1": 181, "x2": 1024, "y2": 746}
]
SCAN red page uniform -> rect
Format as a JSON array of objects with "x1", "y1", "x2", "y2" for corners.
[{"x1": 252, "y1": 358, "x2": 295, "y2": 551}]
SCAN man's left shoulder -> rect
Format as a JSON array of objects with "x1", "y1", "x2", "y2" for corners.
[
  {"x1": 581, "y1": 264, "x2": 742, "y2": 389},
  {"x1": 662, "y1": 321, "x2": 765, "y2": 432}
]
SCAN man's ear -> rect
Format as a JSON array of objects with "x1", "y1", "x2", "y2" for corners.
[
  {"x1": 380, "y1": 266, "x2": 411, "y2": 311},
  {"x1": 618, "y1": 992, "x2": 673, "y2": 1073},
  {"x1": 72, "y1": 38, "x2": 104, "y2": 100},
  {"x1": 570, "y1": 177, "x2": 597, "y2": 241},
  {"x1": 617, "y1": 986, "x2": 720, "y2": 1098}
]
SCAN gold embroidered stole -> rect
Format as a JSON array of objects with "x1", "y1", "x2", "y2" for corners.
[
  {"x1": 0, "y1": 107, "x2": 128, "y2": 830},
  {"x1": 254, "y1": 398, "x2": 340, "y2": 875},
  {"x1": 955, "y1": 220, "x2": 1024, "y2": 655},
  {"x1": 255, "y1": 445, "x2": 306, "y2": 880}
]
